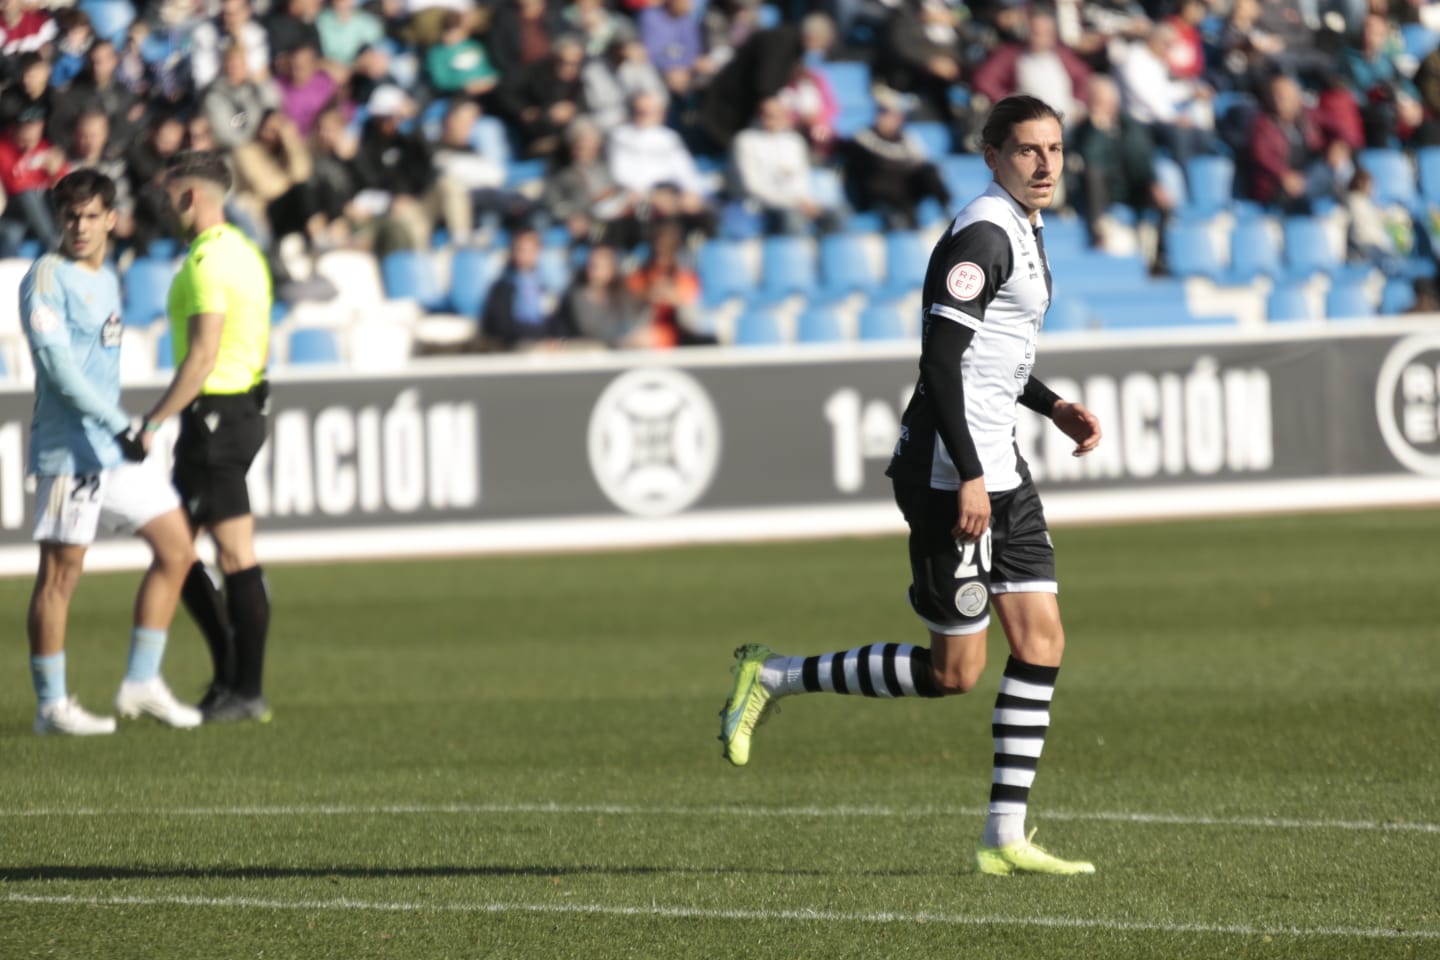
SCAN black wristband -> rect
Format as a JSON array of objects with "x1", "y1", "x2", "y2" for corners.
[{"x1": 1020, "y1": 376, "x2": 1062, "y2": 418}]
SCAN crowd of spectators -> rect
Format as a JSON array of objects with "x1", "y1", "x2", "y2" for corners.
[{"x1": 0, "y1": 0, "x2": 1437, "y2": 351}]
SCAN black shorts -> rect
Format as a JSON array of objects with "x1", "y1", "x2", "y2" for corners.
[
  {"x1": 893, "y1": 475, "x2": 1057, "y2": 636},
  {"x1": 173, "y1": 384, "x2": 268, "y2": 527}
]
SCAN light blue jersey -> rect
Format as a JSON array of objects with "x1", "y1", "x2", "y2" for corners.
[{"x1": 19, "y1": 253, "x2": 129, "y2": 476}]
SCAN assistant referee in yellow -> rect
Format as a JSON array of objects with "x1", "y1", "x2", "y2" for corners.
[{"x1": 140, "y1": 150, "x2": 273, "y2": 724}]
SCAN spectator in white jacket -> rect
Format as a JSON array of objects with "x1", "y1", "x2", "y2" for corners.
[
  {"x1": 1116, "y1": 22, "x2": 1213, "y2": 172},
  {"x1": 731, "y1": 96, "x2": 834, "y2": 234},
  {"x1": 607, "y1": 90, "x2": 709, "y2": 220}
]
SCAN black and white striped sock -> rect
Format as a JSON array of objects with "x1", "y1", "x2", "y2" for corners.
[
  {"x1": 984, "y1": 656, "x2": 1059, "y2": 847},
  {"x1": 760, "y1": 644, "x2": 942, "y2": 699}
]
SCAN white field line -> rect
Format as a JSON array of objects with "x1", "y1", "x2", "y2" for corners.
[
  {"x1": 0, "y1": 892, "x2": 1436, "y2": 941},
  {"x1": 0, "y1": 801, "x2": 1436, "y2": 834}
]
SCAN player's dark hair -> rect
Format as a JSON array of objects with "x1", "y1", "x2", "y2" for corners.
[
  {"x1": 164, "y1": 149, "x2": 233, "y2": 192},
  {"x1": 51, "y1": 169, "x2": 117, "y2": 212},
  {"x1": 980, "y1": 95, "x2": 1064, "y2": 151}
]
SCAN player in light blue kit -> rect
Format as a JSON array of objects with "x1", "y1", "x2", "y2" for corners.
[{"x1": 20, "y1": 169, "x2": 203, "y2": 735}]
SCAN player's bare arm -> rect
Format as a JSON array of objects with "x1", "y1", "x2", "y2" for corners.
[
  {"x1": 140, "y1": 311, "x2": 224, "y2": 452},
  {"x1": 1052, "y1": 400, "x2": 1101, "y2": 456}
]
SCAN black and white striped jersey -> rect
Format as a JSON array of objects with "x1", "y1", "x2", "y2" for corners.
[{"x1": 887, "y1": 181, "x2": 1053, "y2": 494}]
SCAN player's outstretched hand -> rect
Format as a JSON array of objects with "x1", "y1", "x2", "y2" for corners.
[
  {"x1": 115, "y1": 428, "x2": 146, "y2": 462},
  {"x1": 1053, "y1": 400, "x2": 1101, "y2": 457}
]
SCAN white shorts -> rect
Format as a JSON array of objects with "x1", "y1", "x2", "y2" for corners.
[{"x1": 32, "y1": 461, "x2": 183, "y2": 545}]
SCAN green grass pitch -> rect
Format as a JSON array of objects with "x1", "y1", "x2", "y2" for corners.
[{"x1": 0, "y1": 508, "x2": 1437, "y2": 959}]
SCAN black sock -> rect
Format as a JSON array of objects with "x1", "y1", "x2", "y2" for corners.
[
  {"x1": 182, "y1": 561, "x2": 234, "y2": 688},
  {"x1": 226, "y1": 566, "x2": 270, "y2": 699}
]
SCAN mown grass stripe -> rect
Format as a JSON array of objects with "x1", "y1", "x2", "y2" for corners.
[
  {"x1": 2, "y1": 892, "x2": 1435, "y2": 940},
  {"x1": 0, "y1": 802, "x2": 1434, "y2": 834}
]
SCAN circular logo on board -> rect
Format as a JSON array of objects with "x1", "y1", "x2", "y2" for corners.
[
  {"x1": 1374, "y1": 333, "x2": 1440, "y2": 476},
  {"x1": 946, "y1": 262, "x2": 985, "y2": 302},
  {"x1": 588, "y1": 367, "x2": 722, "y2": 516},
  {"x1": 954, "y1": 582, "x2": 989, "y2": 618}
]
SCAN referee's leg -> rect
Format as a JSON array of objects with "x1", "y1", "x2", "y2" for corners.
[{"x1": 210, "y1": 513, "x2": 271, "y2": 705}]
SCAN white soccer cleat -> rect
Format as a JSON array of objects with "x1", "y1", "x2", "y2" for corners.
[
  {"x1": 115, "y1": 677, "x2": 203, "y2": 729},
  {"x1": 34, "y1": 696, "x2": 117, "y2": 736}
]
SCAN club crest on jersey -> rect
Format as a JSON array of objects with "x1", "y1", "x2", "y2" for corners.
[
  {"x1": 946, "y1": 262, "x2": 985, "y2": 302},
  {"x1": 101, "y1": 313, "x2": 122, "y2": 348},
  {"x1": 30, "y1": 302, "x2": 60, "y2": 334}
]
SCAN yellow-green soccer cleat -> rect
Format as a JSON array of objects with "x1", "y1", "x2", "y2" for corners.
[
  {"x1": 974, "y1": 829, "x2": 1096, "y2": 876},
  {"x1": 718, "y1": 643, "x2": 775, "y2": 767}
]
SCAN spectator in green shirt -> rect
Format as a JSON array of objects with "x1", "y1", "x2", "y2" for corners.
[
  {"x1": 425, "y1": 10, "x2": 499, "y2": 99},
  {"x1": 317, "y1": 0, "x2": 384, "y2": 67}
]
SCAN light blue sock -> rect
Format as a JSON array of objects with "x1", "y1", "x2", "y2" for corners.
[
  {"x1": 124, "y1": 628, "x2": 168, "y2": 683},
  {"x1": 30, "y1": 652, "x2": 66, "y2": 706}
]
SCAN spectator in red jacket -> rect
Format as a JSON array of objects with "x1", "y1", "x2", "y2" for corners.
[
  {"x1": 972, "y1": 7, "x2": 1091, "y2": 123},
  {"x1": 1244, "y1": 72, "x2": 1329, "y2": 213},
  {"x1": 0, "y1": 0, "x2": 56, "y2": 84},
  {"x1": 0, "y1": 108, "x2": 68, "y2": 256}
]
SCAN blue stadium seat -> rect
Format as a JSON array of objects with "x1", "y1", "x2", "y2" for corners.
[
  {"x1": 797, "y1": 305, "x2": 848, "y2": 343},
  {"x1": 858, "y1": 300, "x2": 911, "y2": 340},
  {"x1": 884, "y1": 230, "x2": 929, "y2": 291},
  {"x1": 1417, "y1": 146, "x2": 1440, "y2": 205},
  {"x1": 718, "y1": 200, "x2": 764, "y2": 239},
  {"x1": 1325, "y1": 278, "x2": 1377, "y2": 319},
  {"x1": 1357, "y1": 148, "x2": 1419, "y2": 209},
  {"x1": 1044, "y1": 296, "x2": 1090, "y2": 332},
  {"x1": 697, "y1": 239, "x2": 757, "y2": 305},
  {"x1": 939, "y1": 155, "x2": 992, "y2": 205},
  {"x1": 380, "y1": 250, "x2": 447, "y2": 311},
  {"x1": 80, "y1": 0, "x2": 135, "y2": 43},
  {"x1": 1402, "y1": 22, "x2": 1440, "y2": 60},
  {"x1": 1266, "y1": 282, "x2": 1317, "y2": 322},
  {"x1": 1184, "y1": 155, "x2": 1235, "y2": 218},
  {"x1": 1088, "y1": 283, "x2": 1201, "y2": 330},
  {"x1": 505, "y1": 159, "x2": 547, "y2": 189},
  {"x1": 289, "y1": 327, "x2": 343, "y2": 364},
  {"x1": 1225, "y1": 216, "x2": 1282, "y2": 283},
  {"x1": 1165, "y1": 221, "x2": 1223, "y2": 281},
  {"x1": 1038, "y1": 215, "x2": 1087, "y2": 257},
  {"x1": 1048, "y1": 252, "x2": 1148, "y2": 295},
  {"x1": 818, "y1": 233, "x2": 879, "y2": 294},
  {"x1": 122, "y1": 258, "x2": 174, "y2": 327},
  {"x1": 734, "y1": 307, "x2": 785, "y2": 345},
  {"x1": 907, "y1": 121, "x2": 952, "y2": 160},
  {"x1": 759, "y1": 236, "x2": 817, "y2": 297},
  {"x1": 471, "y1": 116, "x2": 513, "y2": 165},
  {"x1": 1155, "y1": 155, "x2": 1188, "y2": 211},
  {"x1": 1282, "y1": 216, "x2": 1340, "y2": 279},
  {"x1": 817, "y1": 61, "x2": 875, "y2": 138},
  {"x1": 448, "y1": 247, "x2": 505, "y2": 317},
  {"x1": 419, "y1": 97, "x2": 451, "y2": 141},
  {"x1": 155, "y1": 324, "x2": 174, "y2": 371},
  {"x1": 1380, "y1": 276, "x2": 1417, "y2": 314},
  {"x1": 537, "y1": 245, "x2": 571, "y2": 293}
]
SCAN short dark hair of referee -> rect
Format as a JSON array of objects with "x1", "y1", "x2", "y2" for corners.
[{"x1": 139, "y1": 150, "x2": 276, "y2": 724}]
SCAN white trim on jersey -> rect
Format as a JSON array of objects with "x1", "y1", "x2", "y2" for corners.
[
  {"x1": 928, "y1": 303, "x2": 983, "y2": 331},
  {"x1": 991, "y1": 580, "x2": 1059, "y2": 595}
]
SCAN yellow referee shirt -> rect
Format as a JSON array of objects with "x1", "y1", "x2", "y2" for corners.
[{"x1": 167, "y1": 223, "x2": 272, "y2": 394}]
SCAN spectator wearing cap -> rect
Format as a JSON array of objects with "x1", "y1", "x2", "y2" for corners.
[
  {"x1": 0, "y1": 107, "x2": 67, "y2": 256},
  {"x1": 584, "y1": 36, "x2": 670, "y2": 132},
  {"x1": 192, "y1": 0, "x2": 272, "y2": 90},
  {"x1": 498, "y1": 34, "x2": 590, "y2": 159},
  {"x1": 731, "y1": 96, "x2": 836, "y2": 235},
  {"x1": 639, "y1": 0, "x2": 714, "y2": 99},
  {"x1": 972, "y1": 7, "x2": 1090, "y2": 124},
  {"x1": 275, "y1": 42, "x2": 342, "y2": 137},
  {"x1": 318, "y1": 0, "x2": 384, "y2": 66},
  {"x1": 425, "y1": 10, "x2": 500, "y2": 100},
  {"x1": 608, "y1": 90, "x2": 709, "y2": 219},
  {"x1": 353, "y1": 85, "x2": 471, "y2": 248},
  {"x1": 203, "y1": 41, "x2": 282, "y2": 150},
  {"x1": 0, "y1": 0, "x2": 56, "y2": 83},
  {"x1": 1, "y1": 52, "x2": 53, "y2": 134},
  {"x1": 840, "y1": 89, "x2": 950, "y2": 230},
  {"x1": 481, "y1": 225, "x2": 574, "y2": 351}
]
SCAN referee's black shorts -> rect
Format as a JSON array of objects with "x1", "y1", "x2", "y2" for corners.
[
  {"x1": 173, "y1": 382, "x2": 268, "y2": 526},
  {"x1": 893, "y1": 475, "x2": 1057, "y2": 636}
]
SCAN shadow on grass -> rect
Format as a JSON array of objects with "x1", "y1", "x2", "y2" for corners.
[{"x1": 0, "y1": 863, "x2": 940, "y2": 882}]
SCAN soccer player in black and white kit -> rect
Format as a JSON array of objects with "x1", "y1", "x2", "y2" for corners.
[{"x1": 719, "y1": 95, "x2": 1102, "y2": 876}]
